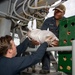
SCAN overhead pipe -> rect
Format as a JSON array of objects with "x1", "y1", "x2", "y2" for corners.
[
  {"x1": 28, "y1": 0, "x2": 66, "y2": 9},
  {"x1": 72, "y1": 40, "x2": 75, "y2": 75},
  {"x1": 13, "y1": 0, "x2": 29, "y2": 21},
  {"x1": 11, "y1": 19, "x2": 27, "y2": 27},
  {"x1": 7, "y1": 0, "x2": 12, "y2": 14},
  {"x1": 34, "y1": 0, "x2": 38, "y2": 7},
  {"x1": 26, "y1": 46, "x2": 72, "y2": 52},
  {"x1": 0, "y1": 11, "x2": 24, "y2": 22},
  {"x1": 22, "y1": 0, "x2": 44, "y2": 20},
  {"x1": 10, "y1": 0, "x2": 28, "y2": 25}
]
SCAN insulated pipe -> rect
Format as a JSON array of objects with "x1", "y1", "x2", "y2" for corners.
[
  {"x1": 0, "y1": 11, "x2": 24, "y2": 22},
  {"x1": 10, "y1": 1, "x2": 27, "y2": 24},
  {"x1": 11, "y1": 19, "x2": 26, "y2": 26},
  {"x1": 7, "y1": 0, "x2": 12, "y2": 14},
  {"x1": 16, "y1": 1, "x2": 24, "y2": 8},
  {"x1": 0, "y1": 11, "x2": 8, "y2": 16},
  {"x1": 22, "y1": 0, "x2": 44, "y2": 20},
  {"x1": 35, "y1": 0, "x2": 38, "y2": 7},
  {"x1": 13, "y1": 0, "x2": 29, "y2": 21},
  {"x1": 28, "y1": 0, "x2": 65, "y2": 9}
]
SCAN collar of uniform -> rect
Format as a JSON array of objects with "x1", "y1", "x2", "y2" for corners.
[{"x1": 52, "y1": 16, "x2": 56, "y2": 20}]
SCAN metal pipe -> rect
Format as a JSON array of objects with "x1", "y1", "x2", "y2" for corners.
[
  {"x1": 28, "y1": 0, "x2": 65, "y2": 9},
  {"x1": 10, "y1": 0, "x2": 45, "y2": 21},
  {"x1": 0, "y1": 11, "x2": 24, "y2": 22},
  {"x1": 22, "y1": 0, "x2": 44, "y2": 20},
  {"x1": 26, "y1": 46, "x2": 72, "y2": 52},
  {"x1": 72, "y1": 40, "x2": 75, "y2": 75},
  {"x1": 0, "y1": 11, "x2": 8, "y2": 16},
  {"x1": 11, "y1": 19, "x2": 26, "y2": 26},
  {"x1": 13, "y1": 0, "x2": 29, "y2": 21},
  {"x1": 35, "y1": 0, "x2": 38, "y2": 7},
  {"x1": 7, "y1": 0, "x2": 12, "y2": 14},
  {"x1": 16, "y1": 1, "x2": 24, "y2": 8}
]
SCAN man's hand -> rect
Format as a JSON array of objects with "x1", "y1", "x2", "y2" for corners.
[
  {"x1": 31, "y1": 38, "x2": 40, "y2": 45},
  {"x1": 45, "y1": 36, "x2": 59, "y2": 46},
  {"x1": 45, "y1": 36, "x2": 53, "y2": 45},
  {"x1": 52, "y1": 40, "x2": 59, "y2": 47}
]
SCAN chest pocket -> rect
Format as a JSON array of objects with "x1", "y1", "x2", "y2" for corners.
[
  {"x1": 48, "y1": 24, "x2": 55, "y2": 32},
  {"x1": 48, "y1": 24, "x2": 59, "y2": 37}
]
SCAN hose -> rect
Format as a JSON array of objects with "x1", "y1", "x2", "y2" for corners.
[
  {"x1": 28, "y1": 0, "x2": 65, "y2": 9},
  {"x1": 23, "y1": 0, "x2": 44, "y2": 20},
  {"x1": 13, "y1": 0, "x2": 29, "y2": 21}
]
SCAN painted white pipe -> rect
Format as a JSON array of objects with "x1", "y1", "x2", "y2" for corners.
[
  {"x1": 0, "y1": 11, "x2": 24, "y2": 21},
  {"x1": 32, "y1": 19, "x2": 37, "y2": 29},
  {"x1": 28, "y1": 0, "x2": 65, "y2": 9},
  {"x1": 26, "y1": 46, "x2": 72, "y2": 52},
  {"x1": 13, "y1": 0, "x2": 29, "y2": 21},
  {"x1": 7, "y1": 0, "x2": 12, "y2": 14},
  {"x1": 22, "y1": 0, "x2": 44, "y2": 20},
  {"x1": 35, "y1": 0, "x2": 38, "y2": 7}
]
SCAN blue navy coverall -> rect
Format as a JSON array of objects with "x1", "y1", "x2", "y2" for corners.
[
  {"x1": 41, "y1": 16, "x2": 59, "y2": 70},
  {"x1": 0, "y1": 38, "x2": 48, "y2": 75}
]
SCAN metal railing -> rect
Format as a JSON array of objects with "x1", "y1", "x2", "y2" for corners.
[{"x1": 26, "y1": 40, "x2": 75, "y2": 75}]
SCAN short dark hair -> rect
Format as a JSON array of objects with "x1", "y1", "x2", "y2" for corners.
[{"x1": 0, "y1": 35, "x2": 12, "y2": 56}]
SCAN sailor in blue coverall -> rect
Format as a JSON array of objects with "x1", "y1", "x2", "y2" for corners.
[
  {"x1": 40, "y1": 4, "x2": 66, "y2": 73},
  {"x1": 0, "y1": 35, "x2": 51, "y2": 75}
]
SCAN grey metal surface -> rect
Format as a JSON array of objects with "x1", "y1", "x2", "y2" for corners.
[
  {"x1": 72, "y1": 40, "x2": 75, "y2": 75},
  {"x1": 0, "y1": 0, "x2": 9, "y2": 13},
  {"x1": 0, "y1": 18, "x2": 11, "y2": 37}
]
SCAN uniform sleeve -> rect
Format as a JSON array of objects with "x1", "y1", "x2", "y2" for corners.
[
  {"x1": 12, "y1": 42, "x2": 48, "y2": 72},
  {"x1": 16, "y1": 38, "x2": 30, "y2": 56}
]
